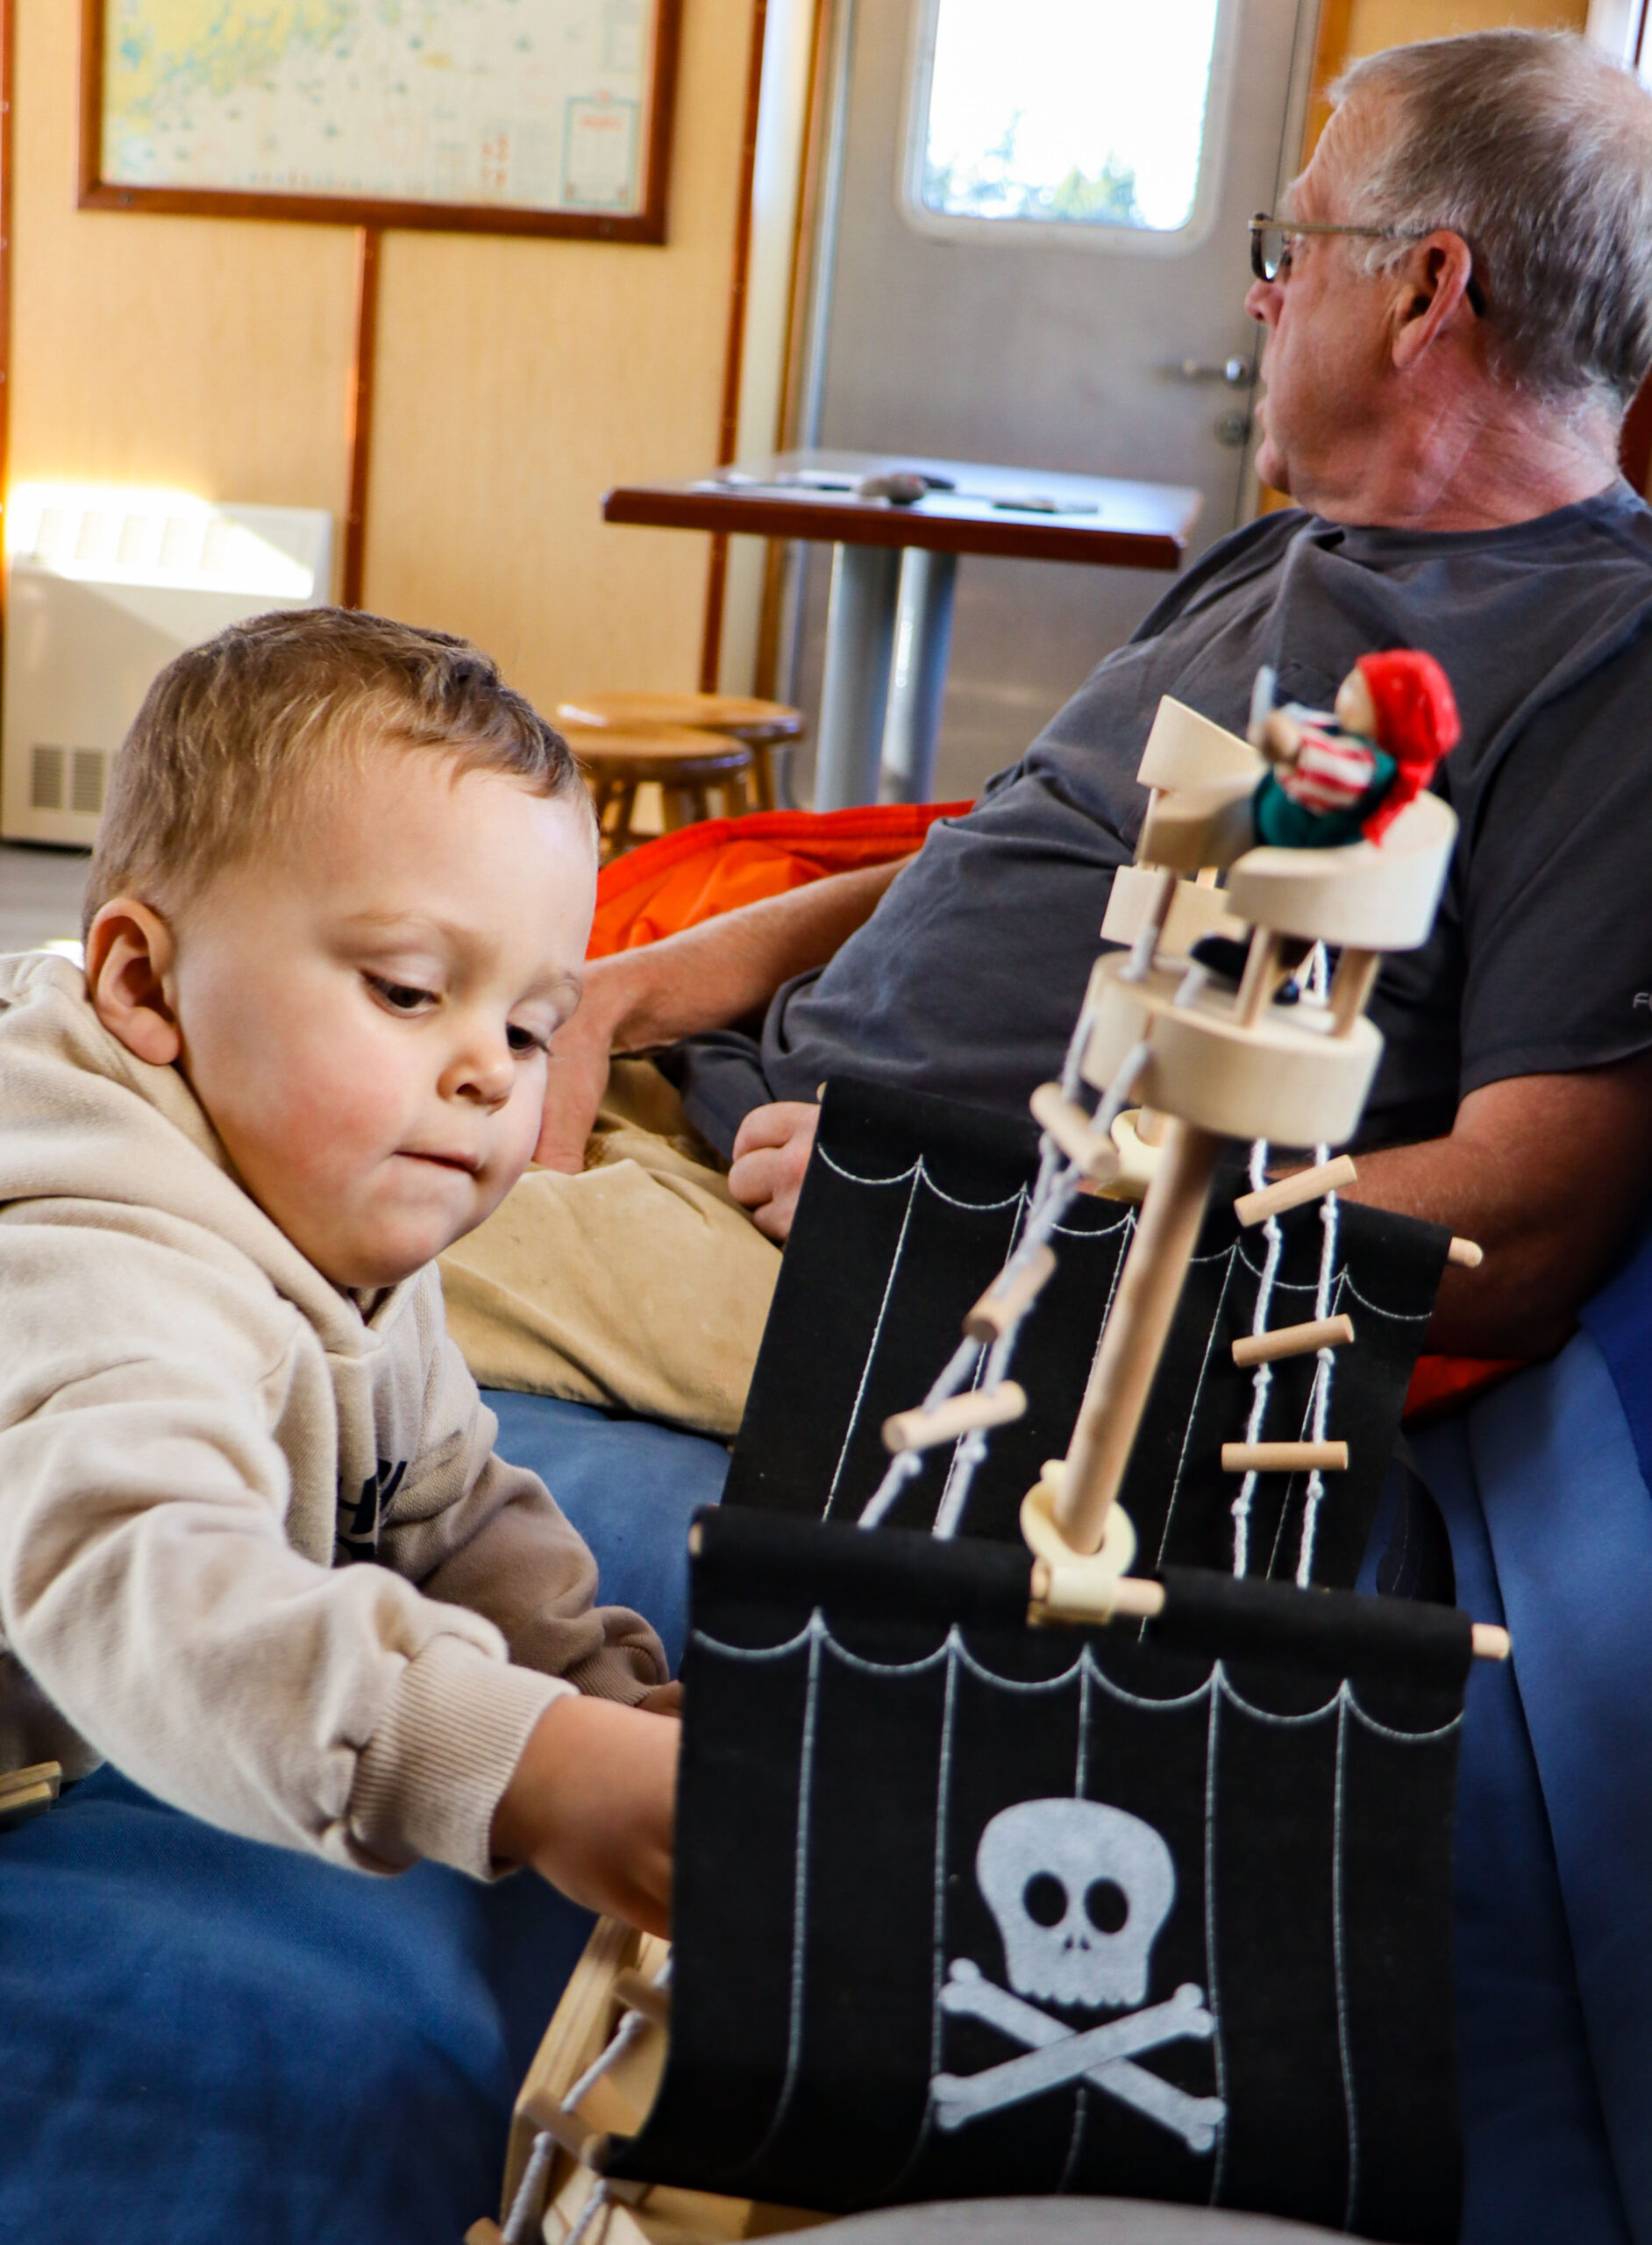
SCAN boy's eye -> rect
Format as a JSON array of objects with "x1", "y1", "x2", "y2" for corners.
[
  {"x1": 507, "y1": 1023, "x2": 551, "y2": 1055},
  {"x1": 367, "y1": 975, "x2": 437, "y2": 1014}
]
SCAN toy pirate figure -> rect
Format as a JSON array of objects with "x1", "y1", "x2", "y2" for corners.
[{"x1": 1252, "y1": 649, "x2": 1461, "y2": 849}]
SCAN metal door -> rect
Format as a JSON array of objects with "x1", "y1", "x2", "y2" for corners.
[{"x1": 786, "y1": 0, "x2": 1318, "y2": 802}]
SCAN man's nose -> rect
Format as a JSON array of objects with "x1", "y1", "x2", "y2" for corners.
[{"x1": 1245, "y1": 275, "x2": 1280, "y2": 326}]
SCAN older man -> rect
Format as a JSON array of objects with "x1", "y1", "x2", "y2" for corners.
[{"x1": 444, "y1": 30, "x2": 1652, "y2": 1423}]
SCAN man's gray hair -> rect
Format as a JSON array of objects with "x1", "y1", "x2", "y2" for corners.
[{"x1": 1333, "y1": 31, "x2": 1652, "y2": 410}]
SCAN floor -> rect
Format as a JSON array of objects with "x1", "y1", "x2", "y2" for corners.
[{"x1": 0, "y1": 842, "x2": 89, "y2": 955}]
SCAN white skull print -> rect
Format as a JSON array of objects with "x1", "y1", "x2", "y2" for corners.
[{"x1": 976, "y1": 1797, "x2": 1177, "y2": 2012}]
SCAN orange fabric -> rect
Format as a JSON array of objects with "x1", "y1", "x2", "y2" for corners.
[
  {"x1": 1402, "y1": 1352, "x2": 1526, "y2": 1426},
  {"x1": 589, "y1": 802, "x2": 970, "y2": 958}
]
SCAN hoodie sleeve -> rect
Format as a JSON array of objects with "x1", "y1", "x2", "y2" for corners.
[
  {"x1": 0, "y1": 1217, "x2": 564, "y2": 1879},
  {"x1": 373, "y1": 1278, "x2": 668, "y2": 1707}
]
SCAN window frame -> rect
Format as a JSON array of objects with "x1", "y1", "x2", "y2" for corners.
[{"x1": 897, "y1": 0, "x2": 1243, "y2": 257}]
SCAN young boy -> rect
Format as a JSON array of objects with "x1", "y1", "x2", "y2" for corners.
[{"x1": 0, "y1": 609, "x2": 677, "y2": 1932}]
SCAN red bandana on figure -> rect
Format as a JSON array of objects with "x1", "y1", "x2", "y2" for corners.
[{"x1": 1353, "y1": 650, "x2": 1461, "y2": 840}]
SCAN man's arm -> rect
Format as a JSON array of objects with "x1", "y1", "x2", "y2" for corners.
[
  {"x1": 1345, "y1": 1053, "x2": 1652, "y2": 1358},
  {"x1": 537, "y1": 856, "x2": 914, "y2": 1170}
]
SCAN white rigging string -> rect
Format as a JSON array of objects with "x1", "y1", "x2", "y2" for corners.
[
  {"x1": 502, "y1": 1959, "x2": 673, "y2": 2245},
  {"x1": 1230, "y1": 1139, "x2": 1284, "y2": 1577},
  {"x1": 857, "y1": 994, "x2": 1148, "y2": 1534},
  {"x1": 1295, "y1": 1143, "x2": 1342, "y2": 1587}
]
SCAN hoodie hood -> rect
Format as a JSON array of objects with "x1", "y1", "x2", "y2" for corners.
[{"x1": 0, "y1": 951, "x2": 413, "y2": 1359}]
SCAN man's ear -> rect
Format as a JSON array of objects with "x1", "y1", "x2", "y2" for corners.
[
  {"x1": 1391, "y1": 233, "x2": 1478, "y2": 374},
  {"x1": 85, "y1": 896, "x2": 183, "y2": 1066}
]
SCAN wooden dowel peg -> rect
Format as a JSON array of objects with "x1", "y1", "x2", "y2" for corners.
[
  {"x1": 1234, "y1": 927, "x2": 1283, "y2": 1028},
  {"x1": 613, "y1": 1969, "x2": 671, "y2": 2029},
  {"x1": 965, "y1": 1244, "x2": 1058, "y2": 1343},
  {"x1": 884, "y1": 1381, "x2": 1028, "y2": 1456},
  {"x1": 0, "y1": 1758, "x2": 61, "y2": 1806},
  {"x1": 1057, "y1": 1118, "x2": 1221, "y2": 1553},
  {"x1": 516, "y1": 2095, "x2": 606, "y2": 2167},
  {"x1": 1447, "y1": 1237, "x2": 1484, "y2": 1269},
  {"x1": 0, "y1": 1758, "x2": 61, "y2": 1830},
  {"x1": 1029, "y1": 1558, "x2": 1166, "y2": 1627},
  {"x1": 1221, "y1": 1440, "x2": 1349, "y2": 1473},
  {"x1": 1029, "y1": 1559, "x2": 1513, "y2": 1663},
  {"x1": 1329, "y1": 946, "x2": 1381, "y2": 1036},
  {"x1": 1231, "y1": 1314, "x2": 1356, "y2": 1367},
  {"x1": 1234, "y1": 1155, "x2": 1357, "y2": 1229},
  {"x1": 1029, "y1": 1083, "x2": 1120, "y2": 1180}
]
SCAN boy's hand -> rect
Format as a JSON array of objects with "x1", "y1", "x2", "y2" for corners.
[{"x1": 491, "y1": 1694, "x2": 678, "y2": 1935}]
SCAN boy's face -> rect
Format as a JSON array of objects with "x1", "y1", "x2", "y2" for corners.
[{"x1": 158, "y1": 743, "x2": 595, "y2": 1290}]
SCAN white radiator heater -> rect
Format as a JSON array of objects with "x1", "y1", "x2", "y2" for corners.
[{"x1": 2, "y1": 485, "x2": 333, "y2": 846}]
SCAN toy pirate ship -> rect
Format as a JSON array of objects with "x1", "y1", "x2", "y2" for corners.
[{"x1": 475, "y1": 673, "x2": 1506, "y2": 2245}]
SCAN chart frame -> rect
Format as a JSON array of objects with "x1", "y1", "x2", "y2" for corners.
[{"x1": 78, "y1": 0, "x2": 682, "y2": 243}]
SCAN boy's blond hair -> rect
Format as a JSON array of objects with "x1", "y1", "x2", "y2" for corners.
[{"x1": 85, "y1": 607, "x2": 593, "y2": 936}]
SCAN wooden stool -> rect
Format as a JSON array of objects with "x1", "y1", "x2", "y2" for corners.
[
  {"x1": 555, "y1": 692, "x2": 803, "y2": 813},
  {"x1": 563, "y1": 723, "x2": 756, "y2": 857}
]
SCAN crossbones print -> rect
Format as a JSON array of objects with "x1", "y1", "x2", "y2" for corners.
[
  {"x1": 933, "y1": 1961, "x2": 1224, "y2": 2152},
  {"x1": 929, "y1": 1796, "x2": 1227, "y2": 2156}
]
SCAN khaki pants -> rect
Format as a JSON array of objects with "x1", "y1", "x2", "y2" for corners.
[{"x1": 438, "y1": 1060, "x2": 780, "y2": 1439}]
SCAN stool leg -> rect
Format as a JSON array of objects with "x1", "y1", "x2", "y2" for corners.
[
  {"x1": 748, "y1": 742, "x2": 777, "y2": 813},
  {"x1": 610, "y1": 780, "x2": 640, "y2": 854}
]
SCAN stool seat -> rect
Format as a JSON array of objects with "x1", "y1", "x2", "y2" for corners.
[
  {"x1": 563, "y1": 723, "x2": 757, "y2": 857},
  {"x1": 555, "y1": 692, "x2": 803, "y2": 811}
]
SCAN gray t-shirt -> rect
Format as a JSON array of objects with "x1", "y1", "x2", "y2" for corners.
[{"x1": 670, "y1": 485, "x2": 1652, "y2": 1155}]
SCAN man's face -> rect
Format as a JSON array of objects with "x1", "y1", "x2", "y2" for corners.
[
  {"x1": 1244, "y1": 97, "x2": 1395, "y2": 504},
  {"x1": 165, "y1": 744, "x2": 595, "y2": 1291}
]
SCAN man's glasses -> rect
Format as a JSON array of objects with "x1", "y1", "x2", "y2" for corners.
[{"x1": 1250, "y1": 213, "x2": 1486, "y2": 316}]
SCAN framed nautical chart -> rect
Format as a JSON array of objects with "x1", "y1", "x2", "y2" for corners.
[{"x1": 79, "y1": 0, "x2": 682, "y2": 241}]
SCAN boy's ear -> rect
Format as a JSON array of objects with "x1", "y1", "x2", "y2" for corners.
[{"x1": 85, "y1": 897, "x2": 183, "y2": 1066}]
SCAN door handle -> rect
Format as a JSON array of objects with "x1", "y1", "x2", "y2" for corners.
[{"x1": 1171, "y1": 356, "x2": 1255, "y2": 388}]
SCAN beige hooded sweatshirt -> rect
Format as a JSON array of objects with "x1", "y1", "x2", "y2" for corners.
[{"x1": 0, "y1": 951, "x2": 666, "y2": 1878}]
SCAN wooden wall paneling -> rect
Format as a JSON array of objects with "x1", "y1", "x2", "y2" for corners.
[
  {"x1": 700, "y1": 0, "x2": 772, "y2": 691},
  {"x1": 754, "y1": 0, "x2": 833, "y2": 700},
  {"x1": 13, "y1": 2, "x2": 356, "y2": 525},
  {"x1": 344, "y1": 229, "x2": 382, "y2": 609},
  {"x1": 1301, "y1": 0, "x2": 1356, "y2": 156},
  {"x1": 358, "y1": 0, "x2": 755, "y2": 717}
]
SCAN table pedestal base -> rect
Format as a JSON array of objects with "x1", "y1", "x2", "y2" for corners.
[
  {"x1": 815, "y1": 542, "x2": 959, "y2": 811},
  {"x1": 880, "y1": 548, "x2": 957, "y2": 806},
  {"x1": 815, "y1": 545, "x2": 901, "y2": 811}
]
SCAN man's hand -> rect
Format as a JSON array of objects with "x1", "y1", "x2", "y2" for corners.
[
  {"x1": 531, "y1": 857, "x2": 916, "y2": 1178},
  {"x1": 535, "y1": 966, "x2": 625, "y2": 1172},
  {"x1": 729, "y1": 1101, "x2": 821, "y2": 1244},
  {"x1": 490, "y1": 1693, "x2": 678, "y2": 1936}
]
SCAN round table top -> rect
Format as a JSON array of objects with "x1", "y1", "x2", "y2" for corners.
[
  {"x1": 557, "y1": 691, "x2": 803, "y2": 740},
  {"x1": 562, "y1": 722, "x2": 753, "y2": 778}
]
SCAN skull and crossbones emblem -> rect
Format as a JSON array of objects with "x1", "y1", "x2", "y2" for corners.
[{"x1": 930, "y1": 1798, "x2": 1226, "y2": 2155}]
